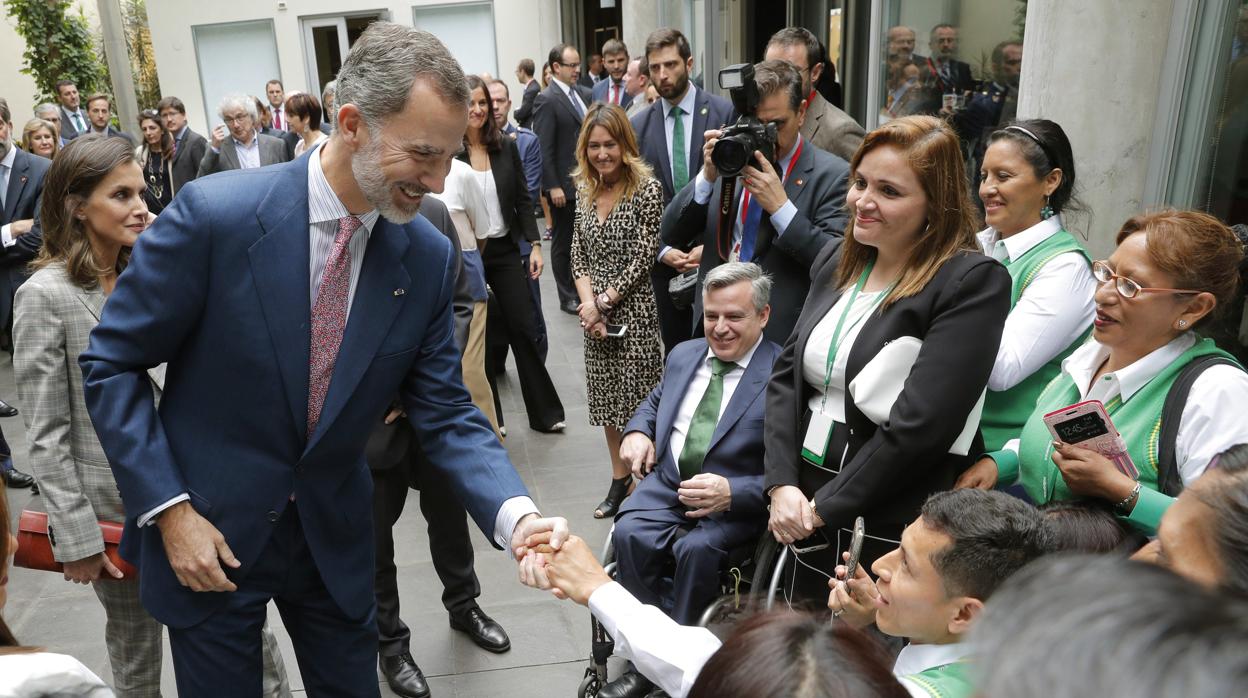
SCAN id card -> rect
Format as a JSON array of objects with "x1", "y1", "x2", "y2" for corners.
[{"x1": 801, "y1": 411, "x2": 835, "y2": 466}]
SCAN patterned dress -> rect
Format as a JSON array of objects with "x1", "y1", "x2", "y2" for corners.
[{"x1": 572, "y1": 175, "x2": 665, "y2": 427}]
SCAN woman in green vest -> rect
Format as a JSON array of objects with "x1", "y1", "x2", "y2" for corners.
[
  {"x1": 957, "y1": 210, "x2": 1248, "y2": 534},
  {"x1": 975, "y1": 120, "x2": 1096, "y2": 451}
]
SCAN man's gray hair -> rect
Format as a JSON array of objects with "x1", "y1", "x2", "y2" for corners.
[
  {"x1": 34, "y1": 102, "x2": 58, "y2": 118},
  {"x1": 971, "y1": 555, "x2": 1248, "y2": 697},
  {"x1": 218, "y1": 93, "x2": 257, "y2": 121},
  {"x1": 321, "y1": 80, "x2": 336, "y2": 102},
  {"x1": 703, "y1": 262, "x2": 772, "y2": 312},
  {"x1": 334, "y1": 21, "x2": 469, "y2": 129}
]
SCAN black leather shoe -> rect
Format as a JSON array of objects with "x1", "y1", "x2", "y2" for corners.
[
  {"x1": 598, "y1": 670, "x2": 653, "y2": 698},
  {"x1": 560, "y1": 300, "x2": 579, "y2": 315},
  {"x1": 379, "y1": 652, "x2": 430, "y2": 698},
  {"x1": 0, "y1": 399, "x2": 18, "y2": 418},
  {"x1": 449, "y1": 606, "x2": 511, "y2": 653},
  {"x1": 2, "y1": 468, "x2": 35, "y2": 490}
]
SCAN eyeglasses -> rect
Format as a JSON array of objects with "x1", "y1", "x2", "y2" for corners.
[
  {"x1": 1091, "y1": 261, "x2": 1201, "y2": 299},
  {"x1": 222, "y1": 114, "x2": 251, "y2": 125}
]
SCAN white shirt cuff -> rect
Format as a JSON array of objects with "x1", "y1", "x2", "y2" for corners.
[
  {"x1": 138, "y1": 493, "x2": 190, "y2": 527},
  {"x1": 210, "y1": 145, "x2": 220, "y2": 154},
  {"x1": 769, "y1": 200, "x2": 798, "y2": 235},
  {"x1": 692, "y1": 171, "x2": 713, "y2": 205},
  {"x1": 494, "y1": 495, "x2": 540, "y2": 550},
  {"x1": 657, "y1": 245, "x2": 673, "y2": 263},
  {"x1": 1, "y1": 224, "x2": 13, "y2": 248}
]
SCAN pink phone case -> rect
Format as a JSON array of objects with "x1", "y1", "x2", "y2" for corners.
[{"x1": 1042, "y1": 400, "x2": 1139, "y2": 479}]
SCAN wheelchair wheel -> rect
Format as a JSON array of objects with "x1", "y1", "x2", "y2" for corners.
[
  {"x1": 578, "y1": 668, "x2": 602, "y2": 697},
  {"x1": 748, "y1": 534, "x2": 781, "y2": 593}
]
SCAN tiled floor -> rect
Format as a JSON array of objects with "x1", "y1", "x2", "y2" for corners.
[{"x1": 3, "y1": 264, "x2": 627, "y2": 696}]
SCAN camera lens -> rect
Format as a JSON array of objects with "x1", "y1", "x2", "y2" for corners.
[{"x1": 712, "y1": 137, "x2": 750, "y2": 177}]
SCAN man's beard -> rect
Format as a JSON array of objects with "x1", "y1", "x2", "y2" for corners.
[
  {"x1": 351, "y1": 136, "x2": 426, "y2": 224},
  {"x1": 657, "y1": 72, "x2": 689, "y2": 101}
]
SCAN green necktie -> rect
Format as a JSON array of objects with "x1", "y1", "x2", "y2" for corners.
[
  {"x1": 678, "y1": 357, "x2": 736, "y2": 479},
  {"x1": 671, "y1": 105, "x2": 688, "y2": 192}
]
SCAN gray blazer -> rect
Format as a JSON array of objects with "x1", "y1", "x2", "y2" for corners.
[
  {"x1": 14, "y1": 263, "x2": 164, "y2": 562},
  {"x1": 801, "y1": 91, "x2": 866, "y2": 163},
  {"x1": 197, "y1": 133, "x2": 291, "y2": 177}
]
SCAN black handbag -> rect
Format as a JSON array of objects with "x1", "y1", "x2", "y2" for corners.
[{"x1": 668, "y1": 269, "x2": 699, "y2": 310}]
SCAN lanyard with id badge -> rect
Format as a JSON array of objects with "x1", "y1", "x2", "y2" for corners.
[{"x1": 801, "y1": 259, "x2": 894, "y2": 467}]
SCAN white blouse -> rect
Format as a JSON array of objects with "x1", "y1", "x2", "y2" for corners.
[
  {"x1": 429, "y1": 159, "x2": 492, "y2": 251},
  {"x1": 801, "y1": 288, "x2": 885, "y2": 423},
  {"x1": 293, "y1": 131, "x2": 328, "y2": 157},
  {"x1": 472, "y1": 168, "x2": 508, "y2": 239}
]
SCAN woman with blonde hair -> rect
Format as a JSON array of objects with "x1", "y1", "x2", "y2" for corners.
[
  {"x1": 570, "y1": 102, "x2": 665, "y2": 518},
  {"x1": 765, "y1": 115, "x2": 1011, "y2": 598},
  {"x1": 20, "y1": 118, "x2": 59, "y2": 159}
]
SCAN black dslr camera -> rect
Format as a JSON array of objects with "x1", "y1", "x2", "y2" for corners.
[{"x1": 711, "y1": 63, "x2": 778, "y2": 177}]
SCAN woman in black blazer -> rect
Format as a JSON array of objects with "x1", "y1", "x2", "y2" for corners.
[
  {"x1": 763, "y1": 116, "x2": 1011, "y2": 599},
  {"x1": 461, "y1": 75, "x2": 565, "y2": 433}
]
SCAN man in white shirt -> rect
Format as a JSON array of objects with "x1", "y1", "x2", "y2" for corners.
[
  {"x1": 197, "y1": 94, "x2": 290, "y2": 177},
  {"x1": 266, "y1": 79, "x2": 287, "y2": 131},
  {"x1": 524, "y1": 489, "x2": 1048, "y2": 698}
]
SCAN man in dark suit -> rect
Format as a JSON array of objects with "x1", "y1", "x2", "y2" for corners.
[
  {"x1": 630, "y1": 28, "x2": 735, "y2": 354},
  {"x1": 84, "y1": 94, "x2": 134, "y2": 145},
  {"x1": 0, "y1": 97, "x2": 45, "y2": 491},
  {"x1": 512, "y1": 58, "x2": 540, "y2": 129},
  {"x1": 604, "y1": 262, "x2": 778, "y2": 698},
  {"x1": 591, "y1": 39, "x2": 633, "y2": 109},
  {"x1": 55, "y1": 80, "x2": 89, "y2": 141},
  {"x1": 198, "y1": 95, "x2": 291, "y2": 177},
  {"x1": 79, "y1": 23, "x2": 567, "y2": 696},
  {"x1": 914, "y1": 24, "x2": 974, "y2": 115},
  {"x1": 532, "y1": 42, "x2": 593, "y2": 313},
  {"x1": 255, "y1": 98, "x2": 299, "y2": 160},
  {"x1": 661, "y1": 60, "x2": 849, "y2": 344},
  {"x1": 157, "y1": 96, "x2": 209, "y2": 193},
  {"x1": 764, "y1": 27, "x2": 865, "y2": 162},
  {"x1": 369, "y1": 196, "x2": 510, "y2": 698}
]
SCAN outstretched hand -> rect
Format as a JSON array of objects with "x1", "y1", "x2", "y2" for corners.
[
  {"x1": 525, "y1": 534, "x2": 612, "y2": 605},
  {"x1": 512, "y1": 513, "x2": 569, "y2": 561}
]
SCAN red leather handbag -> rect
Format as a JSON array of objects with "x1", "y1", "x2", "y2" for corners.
[{"x1": 13, "y1": 510, "x2": 138, "y2": 580}]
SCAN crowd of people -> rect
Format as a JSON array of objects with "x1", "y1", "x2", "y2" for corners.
[{"x1": 0, "y1": 16, "x2": 1245, "y2": 698}]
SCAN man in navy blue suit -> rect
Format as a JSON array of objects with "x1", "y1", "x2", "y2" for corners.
[
  {"x1": 591, "y1": 39, "x2": 633, "y2": 110},
  {"x1": 603, "y1": 262, "x2": 777, "y2": 698},
  {"x1": 629, "y1": 28, "x2": 735, "y2": 355},
  {"x1": 80, "y1": 23, "x2": 568, "y2": 698}
]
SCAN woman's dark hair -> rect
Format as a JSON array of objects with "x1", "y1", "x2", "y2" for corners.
[
  {"x1": 987, "y1": 119, "x2": 1081, "y2": 215},
  {"x1": 688, "y1": 611, "x2": 910, "y2": 698},
  {"x1": 0, "y1": 479, "x2": 40, "y2": 653},
  {"x1": 1195, "y1": 443, "x2": 1248, "y2": 595},
  {"x1": 284, "y1": 92, "x2": 322, "y2": 132},
  {"x1": 1038, "y1": 500, "x2": 1147, "y2": 555},
  {"x1": 34, "y1": 135, "x2": 138, "y2": 289},
  {"x1": 464, "y1": 74, "x2": 502, "y2": 153},
  {"x1": 138, "y1": 109, "x2": 175, "y2": 156}
]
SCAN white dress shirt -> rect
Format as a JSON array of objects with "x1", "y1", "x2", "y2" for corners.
[
  {"x1": 1000, "y1": 333, "x2": 1248, "y2": 486},
  {"x1": 430, "y1": 159, "x2": 492, "y2": 250},
  {"x1": 0, "y1": 144, "x2": 16, "y2": 247},
  {"x1": 587, "y1": 580, "x2": 967, "y2": 698},
  {"x1": 667, "y1": 337, "x2": 763, "y2": 465},
  {"x1": 234, "y1": 134, "x2": 261, "y2": 169},
  {"x1": 662, "y1": 87, "x2": 698, "y2": 185},
  {"x1": 472, "y1": 167, "x2": 508, "y2": 239},
  {"x1": 802, "y1": 288, "x2": 886, "y2": 423},
  {"x1": 141, "y1": 143, "x2": 539, "y2": 546},
  {"x1": 976, "y1": 218, "x2": 1096, "y2": 391}
]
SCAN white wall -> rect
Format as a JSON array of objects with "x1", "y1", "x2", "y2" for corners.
[{"x1": 145, "y1": 0, "x2": 560, "y2": 136}]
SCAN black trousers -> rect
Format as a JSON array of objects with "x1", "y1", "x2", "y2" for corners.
[
  {"x1": 371, "y1": 447, "x2": 480, "y2": 658},
  {"x1": 482, "y1": 235, "x2": 564, "y2": 430},
  {"x1": 547, "y1": 194, "x2": 577, "y2": 305},
  {"x1": 651, "y1": 263, "x2": 694, "y2": 355}
]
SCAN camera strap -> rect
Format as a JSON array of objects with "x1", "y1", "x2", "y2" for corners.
[
  {"x1": 736, "y1": 137, "x2": 804, "y2": 262},
  {"x1": 716, "y1": 176, "x2": 739, "y2": 262}
]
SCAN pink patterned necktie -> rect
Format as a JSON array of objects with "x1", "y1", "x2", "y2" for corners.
[{"x1": 308, "y1": 215, "x2": 362, "y2": 436}]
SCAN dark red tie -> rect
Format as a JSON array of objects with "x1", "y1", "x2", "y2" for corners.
[
  {"x1": 308, "y1": 215, "x2": 361, "y2": 435},
  {"x1": 273, "y1": 109, "x2": 282, "y2": 130},
  {"x1": 611, "y1": 83, "x2": 620, "y2": 105}
]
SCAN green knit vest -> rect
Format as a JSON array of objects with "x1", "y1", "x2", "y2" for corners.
[
  {"x1": 904, "y1": 660, "x2": 975, "y2": 698},
  {"x1": 1017, "y1": 337, "x2": 1235, "y2": 504},
  {"x1": 980, "y1": 230, "x2": 1092, "y2": 451}
]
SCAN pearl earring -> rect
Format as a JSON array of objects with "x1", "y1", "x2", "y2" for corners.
[{"x1": 1177, "y1": 320, "x2": 1188, "y2": 329}]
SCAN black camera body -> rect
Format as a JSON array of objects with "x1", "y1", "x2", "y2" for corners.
[{"x1": 711, "y1": 63, "x2": 778, "y2": 178}]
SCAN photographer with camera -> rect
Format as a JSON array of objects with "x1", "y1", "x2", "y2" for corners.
[{"x1": 660, "y1": 60, "x2": 850, "y2": 343}]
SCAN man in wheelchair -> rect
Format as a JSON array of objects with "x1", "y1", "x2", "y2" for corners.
[{"x1": 605, "y1": 262, "x2": 780, "y2": 698}]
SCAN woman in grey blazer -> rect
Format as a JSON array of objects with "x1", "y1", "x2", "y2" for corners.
[{"x1": 14, "y1": 136, "x2": 290, "y2": 697}]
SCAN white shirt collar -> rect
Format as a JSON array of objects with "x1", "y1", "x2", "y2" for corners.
[
  {"x1": 553, "y1": 78, "x2": 576, "y2": 98},
  {"x1": 662, "y1": 85, "x2": 698, "y2": 120},
  {"x1": 976, "y1": 216, "x2": 1063, "y2": 261},
  {"x1": 703, "y1": 334, "x2": 764, "y2": 372},
  {"x1": 307, "y1": 142, "x2": 381, "y2": 231},
  {"x1": 892, "y1": 642, "x2": 971, "y2": 678},
  {"x1": 1062, "y1": 332, "x2": 1196, "y2": 402}
]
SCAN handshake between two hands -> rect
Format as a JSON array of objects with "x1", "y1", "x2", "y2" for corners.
[{"x1": 512, "y1": 520, "x2": 611, "y2": 606}]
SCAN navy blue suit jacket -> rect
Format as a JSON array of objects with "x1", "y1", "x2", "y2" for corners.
[
  {"x1": 80, "y1": 156, "x2": 528, "y2": 628},
  {"x1": 591, "y1": 78, "x2": 634, "y2": 110},
  {"x1": 0, "y1": 147, "x2": 49, "y2": 327},
  {"x1": 620, "y1": 337, "x2": 779, "y2": 521},
  {"x1": 629, "y1": 87, "x2": 735, "y2": 203}
]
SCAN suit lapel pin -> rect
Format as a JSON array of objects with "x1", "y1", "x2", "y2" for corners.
[
  {"x1": 393, "y1": 288, "x2": 406, "y2": 297},
  {"x1": 795, "y1": 179, "x2": 804, "y2": 186},
  {"x1": 20, "y1": 176, "x2": 27, "y2": 184},
  {"x1": 700, "y1": 107, "x2": 708, "y2": 115}
]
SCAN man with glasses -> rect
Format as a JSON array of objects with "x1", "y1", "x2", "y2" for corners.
[
  {"x1": 157, "y1": 96, "x2": 209, "y2": 192},
  {"x1": 764, "y1": 27, "x2": 864, "y2": 162},
  {"x1": 532, "y1": 42, "x2": 594, "y2": 314},
  {"x1": 197, "y1": 93, "x2": 290, "y2": 177}
]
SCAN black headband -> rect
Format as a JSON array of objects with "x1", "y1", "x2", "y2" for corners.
[{"x1": 1003, "y1": 125, "x2": 1059, "y2": 172}]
